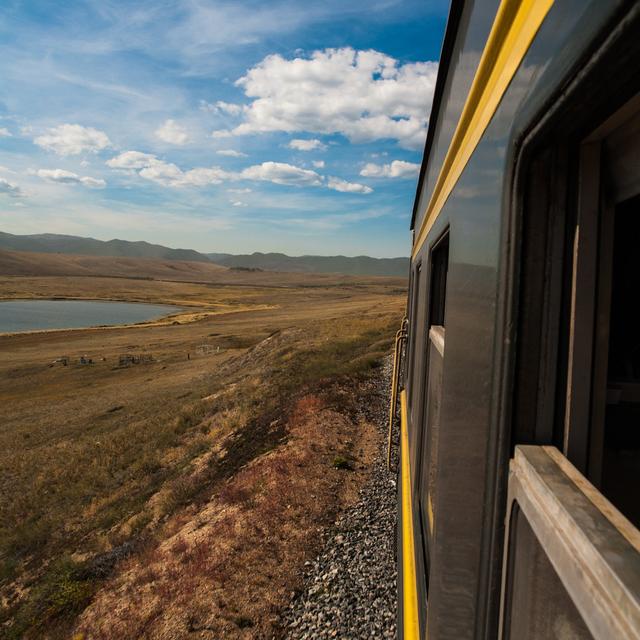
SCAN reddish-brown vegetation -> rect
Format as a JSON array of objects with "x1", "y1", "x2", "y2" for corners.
[{"x1": 73, "y1": 394, "x2": 379, "y2": 639}]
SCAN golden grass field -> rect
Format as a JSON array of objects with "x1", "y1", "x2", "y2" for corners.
[{"x1": 0, "y1": 258, "x2": 406, "y2": 639}]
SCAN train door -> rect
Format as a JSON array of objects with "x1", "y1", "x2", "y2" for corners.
[{"x1": 499, "y1": 95, "x2": 640, "y2": 639}]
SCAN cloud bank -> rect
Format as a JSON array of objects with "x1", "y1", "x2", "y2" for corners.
[
  {"x1": 106, "y1": 151, "x2": 372, "y2": 193},
  {"x1": 215, "y1": 48, "x2": 437, "y2": 150}
]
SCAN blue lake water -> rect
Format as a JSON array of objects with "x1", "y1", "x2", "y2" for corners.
[{"x1": 0, "y1": 300, "x2": 182, "y2": 333}]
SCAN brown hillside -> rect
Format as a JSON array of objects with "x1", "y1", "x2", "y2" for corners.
[{"x1": 0, "y1": 249, "x2": 227, "y2": 281}]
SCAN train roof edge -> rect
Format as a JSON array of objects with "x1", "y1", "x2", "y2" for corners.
[{"x1": 410, "y1": 0, "x2": 465, "y2": 233}]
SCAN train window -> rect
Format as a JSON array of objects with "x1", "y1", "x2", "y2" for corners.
[
  {"x1": 428, "y1": 233, "x2": 449, "y2": 328},
  {"x1": 408, "y1": 262, "x2": 422, "y2": 406},
  {"x1": 416, "y1": 229, "x2": 450, "y2": 596},
  {"x1": 601, "y1": 194, "x2": 640, "y2": 525},
  {"x1": 563, "y1": 96, "x2": 640, "y2": 526}
]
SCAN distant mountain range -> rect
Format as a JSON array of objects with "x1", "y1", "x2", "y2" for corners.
[
  {"x1": 0, "y1": 231, "x2": 208, "y2": 263},
  {"x1": 208, "y1": 252, "x2": 408, "y2": 277},
  {"x1": 0, "y1": 232, "x2": 408, "y2": 277}
]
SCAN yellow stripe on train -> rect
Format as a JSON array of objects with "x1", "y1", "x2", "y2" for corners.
[
  {"x1": 400, "y1": 389, "x2": 420, "y2": 639},
  {"x1": 412, "y1": 0, "x2": 554, "y2": 258}
]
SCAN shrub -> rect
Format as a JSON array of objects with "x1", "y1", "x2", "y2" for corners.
[
  {"x1": 3, "y1": 557, "x2": 97, "y2": 639},
  {"x1": 332, "y1": 456, "x2": 354, "y2": 471},
  {"x1": 235, "y1": 616, "x2": 253, "y2": 628}
]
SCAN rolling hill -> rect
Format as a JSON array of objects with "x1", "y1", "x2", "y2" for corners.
[{"x1": 0, "y1": 249, "x2": 227, "y2": 281}]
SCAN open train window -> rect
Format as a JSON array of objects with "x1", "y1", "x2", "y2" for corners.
[
  {"x1": 601, "y1": 194, "x2": 640, "y2": 525},
  {"x1": 512, "y1": 93, "x2": 640, "y2": 528},
  {"x1": 562, "y1": 96, "x2": 640, "y2": 526}
]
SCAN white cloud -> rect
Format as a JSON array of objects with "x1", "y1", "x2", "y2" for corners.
[
  {"x1": 312, "y1": 160, "x2": 325, "y2": 168},
  {"x1": 216, "y1": 149, "x2": 247, "y2": 157},
  {"x1": 327, "y1": 176, "x2": 372, "y2": 194},
  {"x1": 78, "y1": 177, "x2": 105, "y2": 188},
  {"x1": 32, "y1": 168, "x2": 106, "y2": 188},
  {"x1": 359, "y1": 159, "x2": 420, "y2": 178},
  {"x1": 211, "y1": 129, "x2": 234, "y2": 139},
  {"x1": 230, "y1": 48, "x2": 437, "y2": 149},
  {"x1": 140, "y1": 163, "x2": 229, "y2": 187},
  {"x1": 107, "y1": 151, "x2": 368, "y2": 194},
  {"x1": 288, "y1": 138, "x2": 326, "y2": 151},
  {"x1": 34, "y1": 124, "x2": 111, "y2": 156},
  {"x1": 106, "y1": 150, "x2": 158, "y2": 170},
  {"x1": 240, "y1": 161, "x2": 322, "y2": 187},
  {"x1": 0, "y1": 127, "x2": 12, "y2": 137},
  {"x1": 155, "y1": 119, "x2": 189, "y2": 145},
  {"x1": 107, "y1": 150, "x2": 229, "y2": 186},
  {"x1": 213, "y1": 101, "x2": 244, "y2": 116},
  {"x1": 0, "y1": 177, "x2": 24, "y2": 197},
  {"x1": 137, "y1": 161, "x2": 185, "y2": 185},
  {"x1": 200, "y1": 101, "x2": 245, "y2": 116},
  {"x1": 231, "y1": 200, "x2": 248, "y2": 207}
]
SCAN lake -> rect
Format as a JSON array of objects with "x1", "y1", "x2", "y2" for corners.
[{"x1": 0, "y1": 299, "x2": 183, "y2": 333}]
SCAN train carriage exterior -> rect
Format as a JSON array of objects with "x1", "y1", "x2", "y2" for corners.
[{"x1": 392, "y1": 0, "x2": 640, "y2": 638}]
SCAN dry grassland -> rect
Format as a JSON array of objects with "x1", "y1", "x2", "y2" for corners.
[{"x1": 0, "y1": 270, "x2": 405, "y2": 639}]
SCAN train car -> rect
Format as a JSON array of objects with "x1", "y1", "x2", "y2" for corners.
[{"x1": 389, "y1": 0, "x2": 640, "y2": 638}]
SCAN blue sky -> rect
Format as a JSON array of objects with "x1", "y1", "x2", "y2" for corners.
[{"x1": 0, "y1": 0, "x2": 449, "y2": 257}]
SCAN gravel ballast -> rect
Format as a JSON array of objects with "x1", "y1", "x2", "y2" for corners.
[{"x1": 282, "y1": 358, "x2": 398, "y2": 639}]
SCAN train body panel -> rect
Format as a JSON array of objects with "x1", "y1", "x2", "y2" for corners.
[{"x1": 399, "y1": 1, "x2": 640, "y2": 638}]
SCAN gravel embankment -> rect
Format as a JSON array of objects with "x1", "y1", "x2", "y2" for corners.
[{"x1": 282, "y1": 358, "x2": 398, "y2": 639}]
